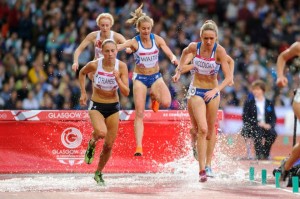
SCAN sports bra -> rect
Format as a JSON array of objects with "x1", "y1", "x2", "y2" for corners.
[
  {"x1": 192, "y1": 42, "x2": 220, "y2": 75},
  {"x1": 133, "y1": 33, "x2": 159, "y2": 68},
  {"x1": 93, "y1": 57, "x2": 119, "y2": 91},
  {"x1": 94, "y1": 30, "x2": 114, "y2": 59}
]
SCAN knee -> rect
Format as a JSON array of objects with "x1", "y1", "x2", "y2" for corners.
[
  {"x1": 135, "y1": 110, "x2": 144, "y2": 119},
  {"x1": 93, "y1": 129, "x2": 107, "y2": 140},
  {"x1": 197, "y1": 126, "x2": 208, "y2": 136},
  {"x1": 160, "y1": 99, "x2": 171, "y2": 108}
]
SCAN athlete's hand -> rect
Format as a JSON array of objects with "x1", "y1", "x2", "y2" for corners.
[
  {"x1": 113, "y1": 70, "x2": 121, "y2": 82},
  {"x1": 228, "y1": 79, "x2": 234, "y2": 86},
  {"x1": 204, "y1": 88, "x2": 219, "y2": 102},
  {"x1": 125, "y1": 48, "x2": 132, "y2": 54},
  {"x1": 79, "y1": 92, "x2": 87, "y2": 106},
  {"x1": 172, "y1": 72, "x2": 181, "y2": 83},
  {"x1": 72, "y1": 63, "x2": 79, "y2": 71},
  {"x1": 276, "y1": 76, "x2": 288, "y2": 88},
  {"x1": 172, "y1": 58, "x2": 179, "y2": 66}
]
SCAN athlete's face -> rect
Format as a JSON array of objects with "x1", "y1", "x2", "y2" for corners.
[
  {"x1": 98, "y1": 18, "x2": 112, "y2": 32},
  {"x1": 102, "y1": 42, "x2": 117, "y2": 60},
  {"x1": 138, "y1": 22, "x2": 152, "y2": 37},
  {"x1": 201, "y1": 30, "x2": 217, "y2": 47}
]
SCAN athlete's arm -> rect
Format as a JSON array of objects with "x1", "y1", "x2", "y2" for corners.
[
  {"x1": 276, "y1": 42, "x2": 300, "y2": 87},
  {"x1": 72, "y1": 32, "x2": 97, "y2": 71},
  {"x1": 226, "y1": 55, "x2": 235, "y2": 86},
  {"x1": 172, "y1": 45, "x2": 196, "y2": 82},
  {"x1": 117, "y1": 38, "x2": 136, "y2": 52},
  {"x1": 216, "y1": 46, "x2": 231, "y2": 92},
  {"x1": 155, "y1": 35, "x2": 178, "y2": 65},
  {"x1": 78, "y1": 60, "x2": 97, "y2": 106},
  {"x1": 115, "y1": 61, "x2": 130, "y2": 96}
]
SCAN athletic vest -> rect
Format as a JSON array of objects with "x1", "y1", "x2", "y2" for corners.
[
  {"x1": 133, "y1": 33, "x2": 159, "y2": 68},
  {"x1": 93, "y1": 57, "x2": 119, "y2": 91},
  {"x1": 192, "y1": 42, "x2": 220, "y2": 75},
  {"x1": 95, "y1": 30, "x2": 114, "y2": 59}
]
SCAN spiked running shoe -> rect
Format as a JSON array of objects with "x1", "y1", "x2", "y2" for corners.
[
  {"x1": 280, "y1": 158, "x2": 289, "y2": 181},
  {"x1": 205, "y1": 166, "x2": 214, "y2": 178},
  {"x1": 134, "y1": 146, "x2": 143, "y2": 156},
  {"x1": 94, "y1": 171, "x2": 105, "y2": 186},
  {"x1": 199, "y1": 170, "x2": 207, "y2": 182},
  {"x1": 151, "y1": 100, "x2": 159, "y2": 113},
  {"x1": 84, "y1": 140, "x2": 95, "y2": 164}
]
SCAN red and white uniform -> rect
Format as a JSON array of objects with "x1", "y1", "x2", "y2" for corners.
[
  {"x1": 93, "y1": 57, "x2": 119, "y2": 91},
  {"x1": 94, "y1": 30, "x2": 114, "y2": 59}
]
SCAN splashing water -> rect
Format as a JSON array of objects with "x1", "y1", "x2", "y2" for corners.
[{"x1": 0, "y1": 109, "x2": 252, "y2": 192}]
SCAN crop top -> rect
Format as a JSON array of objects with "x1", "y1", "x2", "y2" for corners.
[
  {"x1": 93, "y1": 57, "x2": 119, "y2": 91},
  {"x1": 133, "y1": 33, "x2": 159, "y2": 68},
  {"x1": 94, "y1": 30, "x2": 114, "y2": 59},
  {"x1": 192, "y1": 42, "x2": 220, "y2": 75}
]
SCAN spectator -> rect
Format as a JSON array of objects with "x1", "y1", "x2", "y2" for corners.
[
  {"x1": 241, "y1": 80, "x2": 277, "y2": 160},
  {"x1": 0, "y1": 0, "x2": 298, "y2": 113},
  {"x1": 22, "y1": 90, "x2": 39, "y2": 110}
]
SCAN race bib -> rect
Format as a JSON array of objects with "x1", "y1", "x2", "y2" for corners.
[{"x1": 186, "y1": 86, "x2": 196, "y2": 99}]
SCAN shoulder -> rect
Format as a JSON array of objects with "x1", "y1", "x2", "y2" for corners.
[
  {"x1": 85, "y1": 59, "x2": 99, "y2": 70},
  {"x1": 153, "y1": 34, "x2": 164, "y2": 43},
  {"x1": 86, "y1": 31, "x2": 98, "y2": 40},
  {"x1": 216, "y1": 44, "x2": 227, "y2": 58},
  {"x1": 90, "y1": 59, "x2": 99, "y2": 65},
  {"x1": 187, "y1": 42, "x2": 198, "y2": 50},
  {"x1": 216, "y1": 44, "x2": 226, "y2": 53}
]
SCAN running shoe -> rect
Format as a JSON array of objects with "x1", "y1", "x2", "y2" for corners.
[
  {"x1": 134, "y1": 146, "x2": 143, "y2": 156},
  {"x1": 192, "y1": 146, "x2": 198, "y2": 161},
  {"x1": 280, "y1": 158, "x2": 289, "y2": 181},
  {"x1": 84, "y1": 140, "x2": 95, "y2": 164},
  {"x1": 94, "y1": 171, "x2": 105, "y2": 186},
  {"x1": 151, "y1": 100, "x2": 159, "y2": 113},
  {"x1": 205, "y1": 166, "x2": 214, "y2": 178},
  {"x1": 199, "y1": 170, "x2": 207, "y2": 182}
]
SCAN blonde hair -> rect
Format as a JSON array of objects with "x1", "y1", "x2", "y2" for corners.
[
  {"x1": 101, "y1": 39, "x2": 117, "y2": 48},
  {"x1": 96, "y1": 13, "x2": 114, "y2": 26},
  {"x1": 126, "y1": 4, "x2": 154, "y2": 32},
  {"x1": 200, "y1": 20, "x2": 218, "y2": 38}
]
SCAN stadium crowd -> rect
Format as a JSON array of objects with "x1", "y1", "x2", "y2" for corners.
[{"x1": 0, "y1": 0, "x2": 299, "y2": 110}]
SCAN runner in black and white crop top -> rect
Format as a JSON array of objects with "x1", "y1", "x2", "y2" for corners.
[
  {"x1": 192, "y1": 42, "x2": 220, "y2": 76},
  {"x1": 93, "y1": 57, "x2": 119, "y2": 91},
  {"x1": 133, "y1": 33, "x2": 159, "y2": 68}
]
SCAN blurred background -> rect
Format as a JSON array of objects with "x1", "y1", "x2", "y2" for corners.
[{"x1": 0, "y1": 0, "x2": 299, "y2": 111}]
